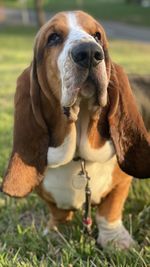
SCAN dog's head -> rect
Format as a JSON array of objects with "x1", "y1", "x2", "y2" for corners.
[
  {"x1": 33, "y1": 11, "x2": 110, "y2": 109},
  {"x1": 2, "y1": 11, "x2": 150, "y2": 198}
]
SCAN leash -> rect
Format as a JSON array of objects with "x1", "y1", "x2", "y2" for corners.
[{"x1": 78, "y1": 159, "x2": 92, "y2": 235}]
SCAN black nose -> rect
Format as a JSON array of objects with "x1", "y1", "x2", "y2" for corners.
[{"x1": 71, "y1": 42, "x2": 104, "y2": 68}]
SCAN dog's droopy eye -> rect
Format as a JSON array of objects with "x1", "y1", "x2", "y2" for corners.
[
  {"x1": 47, "y1": 33, "x2": 62, "y2": 46},
  {"x1": 93, "y1": 32, "x2": 101, "y2": 42}
]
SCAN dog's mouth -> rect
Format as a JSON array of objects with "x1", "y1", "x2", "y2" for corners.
[
  {"x1": 80, "y1": 75, "x2": 99, "y2": 100},
  {"x1": 75, "y1": 69, "x2": 108, "y2": 106},
  {"x1": 62, "y1": 64, "x2": 108, "y2": 109}
]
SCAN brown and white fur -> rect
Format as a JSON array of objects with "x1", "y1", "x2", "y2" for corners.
[{"x1": 2, "y1": 11, "x2": 150, "y2": 249}]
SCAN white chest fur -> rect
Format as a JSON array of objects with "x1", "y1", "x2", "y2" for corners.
[
  {"x1": 47, "y1": 106, "x2": 115, "y2": 167},
  {"x1": 43, "y1": 107, "x2": 116, "y2": 210},
  {"x1": 43, "y1": 157, "x2": 116, "y2": 209}
]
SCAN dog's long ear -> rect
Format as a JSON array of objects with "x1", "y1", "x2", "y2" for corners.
[
  {"x1": 108, "y1": 63, "x2": 150, "y2": 178},
  {"x1": 2, "y1": 63, "x2": 49, "y2": 197}
]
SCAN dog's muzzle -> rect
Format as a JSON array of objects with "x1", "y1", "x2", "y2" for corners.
[{"x1": 71, "y1": 42, "x2": 104, "y2": 69}]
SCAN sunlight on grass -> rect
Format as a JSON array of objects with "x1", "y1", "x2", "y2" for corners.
[{"x1": 110, "y1": 40, "x2": 150, "y2": 74}]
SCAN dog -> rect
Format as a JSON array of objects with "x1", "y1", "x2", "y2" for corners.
[{"x1": 2, "y1": 11, "x2": 150, "y2": 249}]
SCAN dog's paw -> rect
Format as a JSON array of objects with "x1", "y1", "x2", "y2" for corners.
[
  {"x1": 96, "y1": 216, "x2": 135, "y2": 250},
  {"x1": 97, "y1": 224, "x2": 135, "y2": 249},
  {"x1": 42, "y1": 215, "x2": 59, "y2": 236},
  {"x1": 43, "y1": 225, "x2": 58, "y2": 236}
]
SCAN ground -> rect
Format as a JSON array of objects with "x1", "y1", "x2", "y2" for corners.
[{"x1": 0, "y1": 26, "x2": 150, "y2": 267}]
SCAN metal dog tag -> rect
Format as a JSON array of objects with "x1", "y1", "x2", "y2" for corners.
[{"x1": 72, "y1": 173, "x2": 87, "y2": 190}]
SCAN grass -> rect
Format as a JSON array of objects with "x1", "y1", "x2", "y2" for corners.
[
  {"x1": 0, "y1": 26, "x2": 150, "y2": 266},
  {"x1": 3, "y1": 0, "x2": 150, "y2": 27}
]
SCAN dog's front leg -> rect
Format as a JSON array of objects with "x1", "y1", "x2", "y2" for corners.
[
  {"x1": 43, "y1": 202, "x2": 74, "y2": 235},
  {"x1": 96, "y1": 170, "x2": 135, "y2": 249}
]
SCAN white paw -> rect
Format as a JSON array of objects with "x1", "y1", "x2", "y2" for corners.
[
  {"x1": 42, "y1": 225, "x2": 58, "y2": 236},
  {"x1": 43, "y1": 227, "x2": 49, "y2": 236},
  {"x1": 97, "y1": 224, "x2": 135, "y2": 249},
  {"x1": 96, "y1": 216, "x2": 135, "y2": 249}
]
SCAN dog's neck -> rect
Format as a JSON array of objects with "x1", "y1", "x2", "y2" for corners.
[
  {"x1": 73, "y1": 98, "x2": 110, "y2": 159},
  {"x1": 77, "y1": 98, "x2": 110, "y2": 137}
]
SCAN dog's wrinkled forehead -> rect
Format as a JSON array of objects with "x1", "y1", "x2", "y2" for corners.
[
  {"x1": 65, "y1": 12, "x2": 97, "y2": 44},
  {"x1": 35, "y1": 11, "x2": 106, "y2": 58}
]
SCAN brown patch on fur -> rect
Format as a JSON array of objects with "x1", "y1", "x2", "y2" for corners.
[
  {"x1": 76, "y1": 11, "x2": 107, "y2": 48},
  {"x1": 3, "y1": 153, "x2": 44, "y2": 197},
  {"x1": 88, "y1": 104, "x2": 110, "y2": 149},
  {"x1": 97, "y1": 164, "x2": 132, "y2": 222},
  {"x1": 88, "y1": 119, "x2": 105, "y2": 149}
]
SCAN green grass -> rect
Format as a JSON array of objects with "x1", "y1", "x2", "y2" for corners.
[
  {"x1": 0, "y1": 26, "x2": 150, "y2": 266},
  {"x1": 3, "y1": 0, "x2": 150, "y2": 27},
  {"x1": 110, "y1": 40, "x2": 150, "y2": 74}
]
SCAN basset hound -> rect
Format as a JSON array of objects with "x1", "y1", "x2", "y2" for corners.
[{"x1": 2, "y1": 11, "x2": 150, "y2": 249}]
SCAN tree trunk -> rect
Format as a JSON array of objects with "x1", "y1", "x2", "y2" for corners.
[
  {"x1": 34, "y1": 0, "x2": 45, "y2": 28},
  {"x1": 20, "y1": 0, "x2": 30, "y2": 25}
]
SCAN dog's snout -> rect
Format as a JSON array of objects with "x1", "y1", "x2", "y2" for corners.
[{"x1": 71, "y1": 42, "x2": 104, "y2": 68}]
